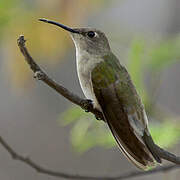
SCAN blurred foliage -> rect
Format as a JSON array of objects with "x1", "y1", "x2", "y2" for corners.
[
  {"x1": 127, "y1": 39, "x2": 147, "y2": 101},
  {"x1": 1, "y1": 0, "x2": 112, "y2": 87},
  {"x1": 147, "y1": 37, "x2": 180, "y2": 70},
  {"x1": 59, "y1": 106, "x2": 180, "y2": 153},
  {"x1": 150, "y1": 120, "x2": 180, "y2": 148},
  {"x1": 59, "y1": 106, "x2": 115, "y2": 153},
  {"x1": 2, "y1": 0, "x2": 180, "y2": 154},
  {"x1": 59, "y1": 36, "x2": 180, "y2": 153}
]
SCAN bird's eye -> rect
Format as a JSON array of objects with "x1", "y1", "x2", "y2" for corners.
[{"x1": 87, "y1": 31, "x2": 95, "y2": 38}]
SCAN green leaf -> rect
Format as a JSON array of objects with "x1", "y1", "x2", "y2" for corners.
[
  {"x1": 70, "y1": 118, "x2": 115, "y2": 153},
  {"x1": 127, "y1": 39, "x2": 147, "y2": 101},
  {"x1": 150, "y1": 120, "x2": 180, "y2": 148},
  {"x1": 147, "y1": 38, "x2": 180, "y2": 71},
  {"x1": 60, "y1": 105, "x2": 180, "y2": 153},
  {"x1": 71, "y1": 117, "x2": 93, "y2": 152},
  {"x1": 59, "y1": 105, "x2": 115, "y2": 152},
  {"x1": 59, "y1": 106, "x2": 87, "y2": 126}
]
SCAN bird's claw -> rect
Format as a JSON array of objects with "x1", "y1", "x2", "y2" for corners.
[
  {"x1": 95, "y1": 115, "x2": 101, "y2": 121},
  {"x1": 81, "y1": 99, "x2": 103, "y2": 121},
  {"x1": 81, "y1": 99, "x2": 93, "y2": 112}
]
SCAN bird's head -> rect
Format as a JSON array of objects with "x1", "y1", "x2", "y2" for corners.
[{"x1": 39, "y1": 18, "x2": 110, "y2": 56}]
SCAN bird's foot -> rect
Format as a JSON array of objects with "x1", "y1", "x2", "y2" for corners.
[
  {"x1": 95, "y1": 115, "x2": 101, "y2": 121},
  {"x1": 81, "y1": 99, "x2": 104, "y2": 121},
  {"x1": 81, "y1": 99, "x2": 93, "y2": 112}
]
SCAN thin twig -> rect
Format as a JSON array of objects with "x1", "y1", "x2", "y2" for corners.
[
  {"x1": 0, "y1": 135, "x2": 179, "y2": 180},
  {"x1": 17, "y1": 35, "x2": 103, "y2": 120}
]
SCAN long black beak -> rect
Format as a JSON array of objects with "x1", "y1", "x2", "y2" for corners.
[{"x1": 39, "y1": 18, "x2": 79, "y2": 34}]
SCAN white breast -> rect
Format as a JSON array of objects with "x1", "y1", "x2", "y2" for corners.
[{"x1": 75, "y1": 49, "x2": 103, "y2": 110}]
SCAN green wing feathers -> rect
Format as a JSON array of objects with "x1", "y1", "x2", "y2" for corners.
[{"x1": 91, "y1": 53, "x2": 160, "y2": 170}]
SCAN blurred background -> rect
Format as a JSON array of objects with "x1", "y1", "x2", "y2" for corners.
[{"x1": 0, "y1": 0, "x2": 180, "y2": 179}]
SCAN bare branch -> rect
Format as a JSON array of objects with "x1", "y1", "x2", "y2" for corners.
[
  {"x1": 0, "y1": 135, "x2": 179, "y2": 180},
  {"x1": 0, "y1": 135, "x2": 104, "y2": 180},
  {"x1": 17, "y1": 35, "x2": 103, "y2": 120}
]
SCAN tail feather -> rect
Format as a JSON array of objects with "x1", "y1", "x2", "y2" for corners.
[
  {"x1": 106, "y1": 118, "x2": 158, "y2": 170},
  {"x1": 111, "y1": 126, "x2": 157, "y2": 170}
]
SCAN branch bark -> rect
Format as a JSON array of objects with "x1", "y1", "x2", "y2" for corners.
[
  {"x1": 0, "y1": 135, "x2": 179, "y2": 180},
  {"x1": 1, "y1": 35, "x2": 178, "y2": 179},
  {"x1": 17, "y1": 35, "x2": 103, "y2": 120}
]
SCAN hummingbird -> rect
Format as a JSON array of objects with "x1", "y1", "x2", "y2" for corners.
[{"x1": 39, "y1": 18, "x2": 161, "y2": 170}]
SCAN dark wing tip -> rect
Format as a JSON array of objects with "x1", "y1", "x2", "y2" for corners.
[{"x1": 143, "y1": 131, "x2": 162, "y2": 163}]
